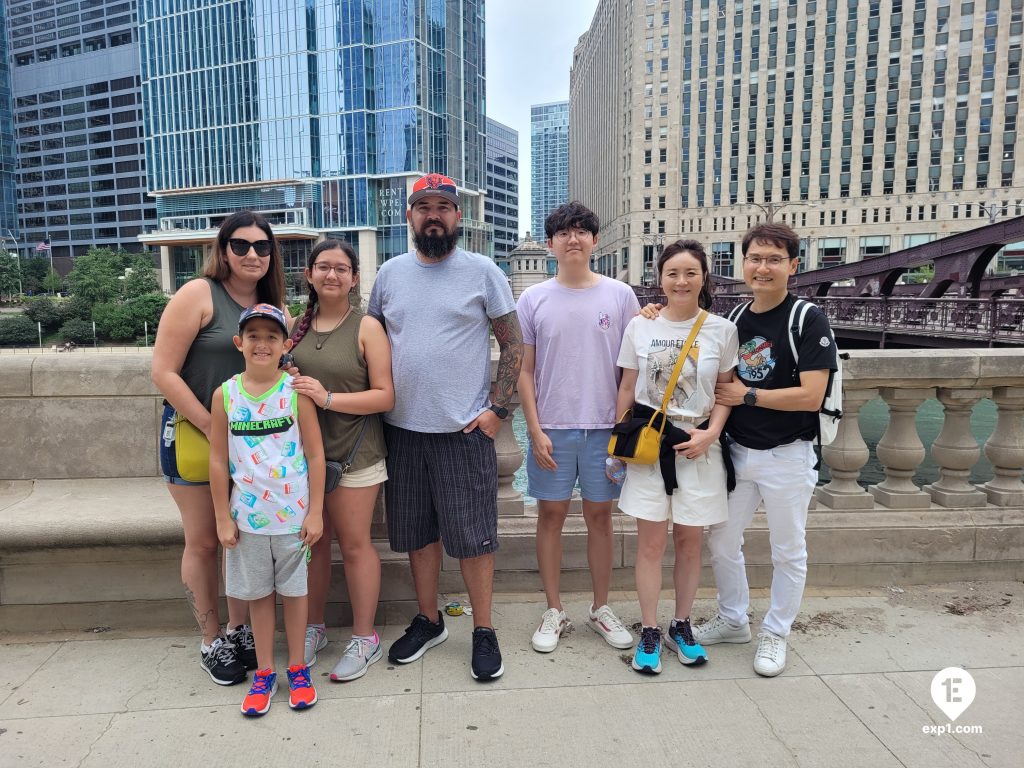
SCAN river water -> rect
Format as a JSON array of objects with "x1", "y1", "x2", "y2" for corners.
[{"x1": 511, "y1": 398, "x2": 997, "y2": 500}]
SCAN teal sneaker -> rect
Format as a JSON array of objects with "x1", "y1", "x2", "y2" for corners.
[
  {"x1": 665, "y1": 618, "x2": 708, "y2": 666},
  {"x1": 631, "y1": 626, "x2": 662, "y2": 674}
]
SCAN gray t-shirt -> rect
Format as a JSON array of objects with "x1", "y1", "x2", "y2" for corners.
[{"x1": 368, "y1": 247, "x2": 516, "y2": 433}]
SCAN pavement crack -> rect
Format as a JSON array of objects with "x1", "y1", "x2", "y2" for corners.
[
  {"x1": 124, "y1": 643, "x2": 173, "y2": 710},
  {"x1": 885, "y1": 673, "x2": 989, "y2": 765},
  {"x1": 0, "y1": 642, "x2": 64, "y2": 710},
  {"x1": 820, "y1": 675, "x2": 908, "y2": 768},
  {"x1": 734, "y1": 681, "x2": 801, "y2": 767},
  {"x1": 74, "y1": 712, "x2": 116, "y2": 768}
]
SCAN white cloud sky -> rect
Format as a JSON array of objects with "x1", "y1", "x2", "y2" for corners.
[{"x1": 485, "y1": 0, "x2": 601, "y2": 236}]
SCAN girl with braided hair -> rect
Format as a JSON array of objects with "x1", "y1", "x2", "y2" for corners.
[{"x1": 288, "y1": 239, "x2": 394, "y2": 682}]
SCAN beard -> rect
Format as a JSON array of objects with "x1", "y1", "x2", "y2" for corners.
[{"x1": 413, "y1": 224, "x2": 461, "y2": 260}]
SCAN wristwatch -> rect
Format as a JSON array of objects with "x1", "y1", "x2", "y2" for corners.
[
  {"x1": 743, "y1": 387, "x2": 758, "y2": 407},
  {"x1": 489, "y1": 404, "x2": 510, "y2": 420}
]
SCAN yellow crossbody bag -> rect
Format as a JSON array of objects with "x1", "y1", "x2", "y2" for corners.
[{"x1": 174, "y1": 415, "x2": 210, "y2": 483}]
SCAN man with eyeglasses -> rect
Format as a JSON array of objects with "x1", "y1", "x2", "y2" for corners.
[
  {"x1": 367, "y1": 173, "x2": 523, "y2": 681},
  {"x1": 694, "y1": 222, "x2": 837, "y2": 678},
  {"x1": 516, "y1": 201, "x2": 639, "y2": 655}
]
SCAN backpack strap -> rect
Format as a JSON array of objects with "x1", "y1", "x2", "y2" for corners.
[
  {"x1": 787, "y1": 298, "x2": 814, "y2": 364},
  {"x1": 725, "y1": 300, "x2": 751, "y2": 324}
]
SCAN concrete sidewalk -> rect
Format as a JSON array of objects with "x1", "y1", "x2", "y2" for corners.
[{"x1": 1, "y1": 583, "x2": 1021, "y2": 768}]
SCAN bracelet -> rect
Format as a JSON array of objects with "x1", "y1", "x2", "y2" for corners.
[{"x1": 322, "y1": 391, "x2": 333, "y2": 410}]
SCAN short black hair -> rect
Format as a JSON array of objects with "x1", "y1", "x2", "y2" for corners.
[
  {"x1": 741, "y1": 222, "x2": 801, "y2": 260},
  {"x1": 544, "y1": 201, "x2": 600, "y2": 240}
]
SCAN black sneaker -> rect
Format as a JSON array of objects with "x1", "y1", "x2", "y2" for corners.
[
  {"x1": 200, "y1": 636, "x2": 247, "y2": 686},
  {"x1": 227, "y1": 624, "x2": 258, "y2": 670},
  {"x1": 470, "y1": 627, "x2": 504, "y2": 681},
  {"x1": 388, "y1": 611, "x2": 449, "y2": 664},
  {"x1": 666, "y1": 618, "x2": 708, "y2": 666}
]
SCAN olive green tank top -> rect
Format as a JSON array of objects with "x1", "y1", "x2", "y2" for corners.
[
  {"x1": 179, "y1": 279, "x2": 245, "y2": 411},
  {"x1": 289, "y1": 308, "x2": 386, "y2": 469}
]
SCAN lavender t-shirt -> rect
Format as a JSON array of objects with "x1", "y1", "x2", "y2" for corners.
[{"x1": 517, "y1": 276, "x2": 640, "y2": 429}]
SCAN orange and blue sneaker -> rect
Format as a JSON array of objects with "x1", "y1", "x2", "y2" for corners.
[
  {"x1": 286, "y1": 664, "x2": 318, "y2": 709},
  {"x1": 240, "y1": 669, "x2": 277, "y2": 717}
]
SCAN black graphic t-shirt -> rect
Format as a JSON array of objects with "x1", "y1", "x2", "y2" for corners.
[{"x1": 726, "y1": 294, "x2": 838, "y2": 450}]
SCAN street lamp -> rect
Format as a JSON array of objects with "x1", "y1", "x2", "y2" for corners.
[
  {"x1": 748, "y1": 200, "x2": 816, "y2": 222},
  {"x1": 979, "y1": 202, "x2": 1003, "y2": 224},
  {"x1": 2, "y1": 230, "x2": 22, "y2": 296},
  {"x1": 639, "y1": 229, "x2": 665, "y2": 287}
]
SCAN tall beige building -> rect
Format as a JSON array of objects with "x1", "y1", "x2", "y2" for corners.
[{"x1": 571, "y1": 0, "x2": 1024, "y2": 285}]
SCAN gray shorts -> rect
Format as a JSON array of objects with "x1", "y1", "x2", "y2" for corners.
[{"x1": 225, "y1": 531, "x2": 308, "y2": 600}]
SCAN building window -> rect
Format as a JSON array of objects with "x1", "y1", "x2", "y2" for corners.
[
  {"x1": 819, "y1": 237, "x2": 847, "y2": 267},
  {"x1": 860, "y1": 235, "x2": 891, "y2": 259}
]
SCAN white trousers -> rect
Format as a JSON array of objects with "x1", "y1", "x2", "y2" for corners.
[{"x1": 707, "y1": 440, "x2": 817, "y2": 637}]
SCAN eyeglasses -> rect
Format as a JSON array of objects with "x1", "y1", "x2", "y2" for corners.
[
  {"x1": 552, "y1": 228, "x2": 593, "y2": 241},
  {"x1": 743, "y1": 255, "x2": 791, "y2": 267},
  {"x1": 312, "y1": 263, "x2": 353, "y2": 276},
  {"x1": 228, "y1": 238, "x2": 273, "y2": 258}
]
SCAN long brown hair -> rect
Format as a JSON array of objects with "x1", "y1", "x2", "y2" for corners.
[
  {"x1": 203, "y1": 210, "x2": 285, "y2": 308},
  {"x1": 657, "y1": 239, "x2": 714, "y2": 310},
  {"x1": 290, "y1": 239, "x2": 360, "y2": 347}
]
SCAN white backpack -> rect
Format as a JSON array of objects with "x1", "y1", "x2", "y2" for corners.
[{"x1": 726, "y1": 298, "x2": 844, "y2": 446}]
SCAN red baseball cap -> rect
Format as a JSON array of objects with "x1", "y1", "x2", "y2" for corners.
[{"x1": 408, "y1": 173, "x2": 460, "y2": 208}]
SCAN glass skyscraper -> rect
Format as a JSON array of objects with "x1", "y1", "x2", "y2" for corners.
[
  {"x1": 0, "y1": 1, "x2": 17, "y2": 243},
  {"x1": 139, "y1": 0, "x2": 488, "y2": 290},
  {"x1": 485, "y1": 117, "x2": 519, "y2": 261},
  {"x1": 530, "y1": 101, "x2": 569, "y2": 238}
]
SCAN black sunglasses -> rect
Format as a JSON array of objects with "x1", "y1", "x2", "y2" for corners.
[{"x1": 227, "y1": 238, "x2": 273, "y2": 257}]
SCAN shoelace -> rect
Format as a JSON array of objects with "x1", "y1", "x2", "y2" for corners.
[
  {"x1": 756, "y1": 633, "x2": 783, "y2": 659},
  {"x1": 288, "y1": 667, "x2": 312, "y2": 688},
  {"x1": 248, "y1": 672, "x2": 273, "y2": 694},
  {"x1": 595, "y1": 606, "x2": 626, "y2": 633},
  {"x1": 474, "y1": 631, "x2": 499, "y2": 657},
  {"x1": 639, "y1": 626, "x2": 660, "y2": 654},
  {"x1": 407, "y1": 615, "x2": 439, "y2": 641},
  {"x1": 539, "y1": 609, "x2": 563, "y2": 634},
  {"x1": 230, "y1": 626, "x2": 256, "y2": 651},
  {"x1": 305, "y1": 626, "x2": 323, "y2": 648},
  {"x1": 209, "y1": 637, "x2": 237, "y2": 665},
  {"x1": 342, "y1": 637, "x2": 375, "y2": 660},
  {"x1": 675, "y1": 620, "x2": 697, "y2": 646}
]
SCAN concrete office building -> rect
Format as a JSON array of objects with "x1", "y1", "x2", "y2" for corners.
[
  {"x1": 138, "y1": 0, "x2": 488, "y2": 292},
  {"x1": 6, "y1": 0, "x2": 155, "y2": 269},
  {"x1": 571, "y1": 0, "x2": 1024, "y2": 285},
  {"x1": 530, "y1": 101, "x2": 569, "y2": 238},
  {"x1": 485, "y1": 117, "x2": 520, "y2": 261}
]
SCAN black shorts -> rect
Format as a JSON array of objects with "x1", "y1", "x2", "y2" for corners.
[{"x1": 383, "y1": 424, "x2": 498, "y2": 559}]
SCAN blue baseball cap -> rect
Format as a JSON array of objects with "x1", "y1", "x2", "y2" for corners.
[{"x1": 238, "y1": 303, "x2": 288, "y2": 335}]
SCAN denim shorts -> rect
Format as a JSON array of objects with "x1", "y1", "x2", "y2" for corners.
[
  {"x1": 526, "y1": 428, "x2": 619, "y2": 503},
  {"x1": 159, "y1": 403, "x2": 209, "y2": 487}
]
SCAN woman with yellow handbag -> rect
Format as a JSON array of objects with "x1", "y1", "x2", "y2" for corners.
[
  {"x1": 612, "y1": 240, "x2": 738, "y2": 675},
  {"x1": 152, "y1": 211, "x2": 287, "y2": 686}
]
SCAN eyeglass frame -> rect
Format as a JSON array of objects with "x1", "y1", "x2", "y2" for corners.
[
  {"x1": 311, "y1": 262, "x2": 353, "y2": 276},
  {"x1": 742, "y1": 254, "x2": 793, "y2": 267},
  {"x1": 227, "y1": 238, "x2": 273, "y2": 258}
]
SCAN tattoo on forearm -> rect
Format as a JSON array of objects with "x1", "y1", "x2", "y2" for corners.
[
  {"x1": 184, "y1": 584, "x2": 215, "y2": 637},
  {"x1": 491, "y1": 311, "x2": 524, "y2": 408}
]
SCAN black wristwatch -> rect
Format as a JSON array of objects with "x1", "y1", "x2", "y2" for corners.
[
  {"x1": 743, "y1": 387, "x2": 758, "y2": 407},
  {"x1": 488, "y1": 404, "x2": 510, "y2": 420}
]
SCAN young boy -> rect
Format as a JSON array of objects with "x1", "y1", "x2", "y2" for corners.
[
  {"x1": 211, "y1": 303, "x2": 326, "y2": 716},
  {"x1": 517, "y1": 201, "x2": 640, "y2": 654}
]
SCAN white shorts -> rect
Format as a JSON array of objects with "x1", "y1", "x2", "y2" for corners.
[
  {"x1": 338, "y1": 458, "x2": 388, "y2": 489},
  {"x1": 618, "y1": 441, "x2": 729, "y2": 526}
]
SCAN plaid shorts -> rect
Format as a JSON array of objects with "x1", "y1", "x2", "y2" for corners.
[{"x1": 383, "y1": 424, "x2": 498, "y2": 559}]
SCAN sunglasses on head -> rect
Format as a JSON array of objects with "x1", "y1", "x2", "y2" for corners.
[{"x1": 227, "y1": 238, "x2": 273, "y2": 257}]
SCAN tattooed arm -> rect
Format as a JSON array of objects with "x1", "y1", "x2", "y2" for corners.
[
  {"x1": 462, "y1": 310, "x2": 524, "y2": 437},
  {"x1": 490, "y1": 310, "x2": 524, "y2": 410}
]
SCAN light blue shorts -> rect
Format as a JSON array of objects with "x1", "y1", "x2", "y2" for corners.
[{"x1": 526, "y1": 428, "x2": 619, "y2": 503}]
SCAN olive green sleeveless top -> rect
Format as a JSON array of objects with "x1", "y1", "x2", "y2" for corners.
[
  {"x1": 180, "y1": 279, "x2": 245, "y2": 411},
  {"x1": 289, "y1": 308, "x2": 386, "y2": 469}
]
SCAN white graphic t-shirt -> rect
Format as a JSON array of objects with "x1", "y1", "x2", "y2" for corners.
[
  {"x1": 222, "y1": 373, "x2": 309, "y2": 535},
  {"x1": 617, "y1": 313, "x2": 739, "y2": 422}
]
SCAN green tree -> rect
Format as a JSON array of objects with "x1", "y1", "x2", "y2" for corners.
[
  {"x1": 58, "y1": 317, "x2": 95, "y2": 344},
  {"x1": 24, "y1": 296, "x2": 62, "y2": 331},
  {"x1": 65, "y1": 247, "x2": 127, "y2": 304},
  {"x1": 0, "y1": 251, "x2": 22, "y2": 300},
  {"x1": 122, "y1": 254, "x2": 160, "y2": 299},
  {"x1": 58, "y1": 295, "x2": 93, "y2": 323},
  {"x1": 42, "y1": 268, "x2": 64, "y2": 295},
  {"x1": 21, "y1": 257, "x2": 48, "y2": 295},
  {"x1": 93, "y1": 302, "x2": 137, "y2": 341},
  {"x1": 124, "y1": 292, "x2": 168, "y2": 331},
  {"x1": 0, "y1": 315, "x2": 37, "y2": 345}
]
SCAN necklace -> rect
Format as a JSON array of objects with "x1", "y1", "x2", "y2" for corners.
[{"x1": 313, "y1": 306, "x2": 353, "y2": 350}]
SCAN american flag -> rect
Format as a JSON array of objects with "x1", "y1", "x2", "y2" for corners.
[{"x1": 36, "y1": 239, "x2": 50, "y2": 252}]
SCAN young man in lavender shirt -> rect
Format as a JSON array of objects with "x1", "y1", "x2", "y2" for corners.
[{"x1": 517, "y1": 201, "x2": 640, "y2": 655}]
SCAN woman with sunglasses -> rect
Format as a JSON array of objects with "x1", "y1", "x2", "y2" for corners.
[
  {"x1": 152, "y1": 211, "x2": 286, "y2": 686},
  {"x1": 286, "y1": 239, "x2": 394, "y2": 683}
]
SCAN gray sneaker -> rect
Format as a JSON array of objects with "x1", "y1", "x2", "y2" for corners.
[
  {"x1": 330, "y1": 636, "x2": 383, "y2": 682},
  {"x1": 303, "y1": 624, "x2": 329, "y2": 667},
  {"x1": 693, "y1": 615, "x2": 752, "y2": 645}
]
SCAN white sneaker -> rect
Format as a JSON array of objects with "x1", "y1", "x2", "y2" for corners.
[
  {"x1": 693, "y1": 615, "x2": 752, "y2": 645},
  {"x1": 753, "y1": 631, "x2": 787, "y2": 677},
  {"x1": 303, "y1": 624, "x2": 328, "y2": 667},
  {"x1": 588, "y1": 604, "x2": 634, "y2": 650},
  {"x1": 531, "y1": 608, "x2": 572, "y2": 653}
]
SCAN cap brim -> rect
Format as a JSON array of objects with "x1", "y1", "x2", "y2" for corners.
[{"x1": 407, "y1": 189, "x2": 460, "y2": 208}]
